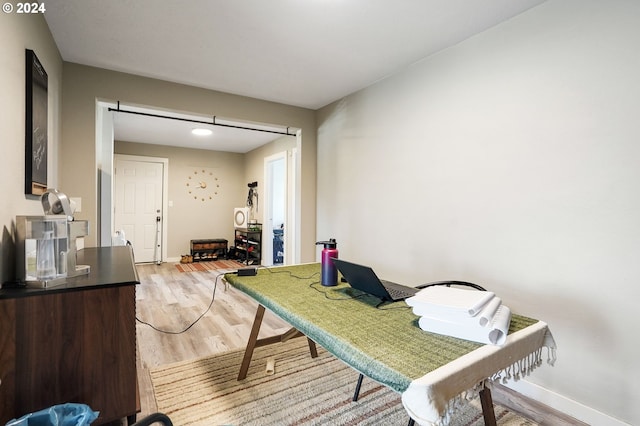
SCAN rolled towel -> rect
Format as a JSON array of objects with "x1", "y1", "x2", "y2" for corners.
[
  {"x1": 487, "y1": 304, "x2": 511, "y2": 346},
  {"x1": 478, "y1": 296, "x2": 502, "y2": 327}
]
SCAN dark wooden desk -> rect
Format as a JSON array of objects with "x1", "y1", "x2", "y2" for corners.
[{"x1": 0, "y1": 246, "x2": 140, "y2": 425}]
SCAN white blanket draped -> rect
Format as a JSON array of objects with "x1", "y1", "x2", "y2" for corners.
[{"x1": 401, "y1": 321, "x2": 556, "y2": 426}]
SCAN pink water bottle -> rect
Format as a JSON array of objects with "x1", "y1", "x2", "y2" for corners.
[{"x1": 316, "y1": 239, "x2": 338, "y2": 286}]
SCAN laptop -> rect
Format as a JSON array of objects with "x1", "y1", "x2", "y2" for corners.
[{"x1": 331, "y1": 258, "x2": 418, "y2": 302}]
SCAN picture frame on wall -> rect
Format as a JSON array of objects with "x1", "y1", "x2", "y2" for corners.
[{"x1": 25, "y1": 49, "x2": 48, "y2": 195}]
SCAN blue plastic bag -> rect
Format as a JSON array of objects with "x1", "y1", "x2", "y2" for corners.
[{"x1": 5, "y1": 403, "x2": 99, "y2": 426}]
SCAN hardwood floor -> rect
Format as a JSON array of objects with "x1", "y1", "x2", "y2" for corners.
[{"x1": 134, "y1": 262, "x2": 289, "y2": 419}]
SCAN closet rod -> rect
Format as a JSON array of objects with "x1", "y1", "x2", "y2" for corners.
[{"x1": 108, "y1": 105, "x2": 295, "y2": 136}]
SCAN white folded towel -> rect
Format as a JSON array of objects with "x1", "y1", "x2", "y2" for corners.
[
  {"x1": 406, "y1": 286, "x2": 496, "y2": 317},
  {"x1": 407, "y1": 286, "x2": 512, "y2": 346},
  {"x1": 418, "y1": 303, "x2": 511, "y2": 346}
]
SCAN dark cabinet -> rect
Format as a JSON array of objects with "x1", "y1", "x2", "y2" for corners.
[{"x1": 0, "y1": 247, "x2": 139, "y2": 425}]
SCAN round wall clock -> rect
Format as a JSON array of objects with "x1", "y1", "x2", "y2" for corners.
[{"x1": 186, "y1": 169, "x2": 220, "y2": 201}]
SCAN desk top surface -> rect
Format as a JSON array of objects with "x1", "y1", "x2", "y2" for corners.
[
  {"x1": 0, "y1": 246, "x2": 139, "y2": 298},
  {"x1": 225, "y1": 263, "x2": 538, "y2": 393}
]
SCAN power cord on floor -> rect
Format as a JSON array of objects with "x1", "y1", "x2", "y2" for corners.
[{"x1": 135, "y1": 271, "x2": 224, "y2": 334}]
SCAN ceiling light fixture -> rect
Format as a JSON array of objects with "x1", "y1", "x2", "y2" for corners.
[{"x1": 192, "y1": 128, "x2": 213, "y2": 136}]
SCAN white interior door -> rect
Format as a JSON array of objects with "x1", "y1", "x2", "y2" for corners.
[{"x1": 114, "y1": 155, "x2": 165, "y2": 263}]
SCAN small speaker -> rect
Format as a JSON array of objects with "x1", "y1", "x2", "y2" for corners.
[{"x1": 234, "y1": 207, "x2": 249, "y2": 229}]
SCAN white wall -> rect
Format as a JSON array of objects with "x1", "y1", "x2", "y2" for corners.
[
  {"x1": 316, "y1": 0, "x2": 640, "y2": 424},
  {"x1": 270, "y1": 159, "x2": 286, "y2": 227}
]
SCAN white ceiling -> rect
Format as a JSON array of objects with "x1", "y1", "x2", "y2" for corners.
[{"x1": 44, "y1": 0, "x2": 545, "y2": 151}]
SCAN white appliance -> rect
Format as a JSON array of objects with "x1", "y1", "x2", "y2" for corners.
[
  {"x1": 234, "y1": 207, "x2": 250, "y2": 229},
  {"x1": 16, "y1": 189, "x2": 90, "y2": 288}
]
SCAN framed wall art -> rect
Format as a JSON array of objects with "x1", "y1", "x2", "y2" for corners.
[{"x1": 25, "y1": 49, "x2": 48, "y2": 195}]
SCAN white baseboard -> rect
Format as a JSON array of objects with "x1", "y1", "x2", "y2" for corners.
[{"x1": 505, "y1": 380, "x2": 630, "y2": 426}]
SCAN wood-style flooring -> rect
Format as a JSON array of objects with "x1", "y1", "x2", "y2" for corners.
[{"x1": 134, "y1": 262, "x2": 289, "y2": 420}]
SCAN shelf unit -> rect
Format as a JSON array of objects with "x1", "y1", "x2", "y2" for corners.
[
  {"x1": 190, "y1": 239, "x2": 228, "y2": 262},
  {"x1": 234, "y1": 225, "x2": 262, "y2": 265}
]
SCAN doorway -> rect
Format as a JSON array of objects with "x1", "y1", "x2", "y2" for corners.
[
  {"x1": 113, "y1": 154, "x2": 168, "y2": 263},
  {"x1": 97, "y1": 101, "x2": 301, "y2": 264},
  {"x1": 263, "y1": 152, "x2": 287, "y2": 265}
]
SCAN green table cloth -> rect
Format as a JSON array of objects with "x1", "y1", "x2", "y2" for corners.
[{"x1": 225, "y1": 263, "x2": 555, "y2": 425}]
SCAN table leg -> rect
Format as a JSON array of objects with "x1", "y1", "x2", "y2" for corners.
[
  {"x1": 238, "y1": 304, "x2": 266, "y2": 380},
  {"x1": 352, "y1": 374, "x2": 364, "y2": 401},
  {"x1": 238, "y1": 304, "x2": 319, "y2": 380},
  {"x1": 479, "y1": 385, "x2": 497, "y2": 426},
  {"x1": 307, "y1": 338, "x2": 318, "y2": 358}
]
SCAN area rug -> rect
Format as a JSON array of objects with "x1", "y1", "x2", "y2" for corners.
[
  {"x1": 175, "y1": 259, "x2": 244, "y2": 273},
  {"x1": 149, "y1": 338, "x2": 537, "y2": 426}
]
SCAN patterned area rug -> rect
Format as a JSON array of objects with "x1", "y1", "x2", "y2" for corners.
[
  {"x1": 175, "y1": 260, "x2": 245, "y2": 273},
  {"x1": 149, "y1": 338, "x2": 538, "y2": 426}
]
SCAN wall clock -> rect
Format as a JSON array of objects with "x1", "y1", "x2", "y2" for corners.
[{"x1": 186, "y1": 169, "x2": 220, "y2": 201}]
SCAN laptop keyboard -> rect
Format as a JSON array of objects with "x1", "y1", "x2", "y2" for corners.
[{"x1": 385, "y1": 286, "x2": 415, "y2": 300}]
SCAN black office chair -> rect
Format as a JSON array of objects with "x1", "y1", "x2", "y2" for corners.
[
  {"x1": 131, "y1": 413, "x2": 173, "y2": 426},
  {"x1": 351, "y1": 281, "x2": 487, "y2": 426},
  {"x1": 416, "y1": 280, "x2": 486, "y2": 292}
]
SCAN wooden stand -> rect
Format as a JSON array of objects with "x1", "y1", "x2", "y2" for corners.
[{"x1": 237, "y1": 304, "x2": 317, "y2": 380}]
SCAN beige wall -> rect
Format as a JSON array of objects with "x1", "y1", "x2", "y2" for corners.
[
  {"x1": 244, "y1": 135, "x2": 297, "y2": 185},
  {"x1": 244, "y1": 134, "x2": 298, "y2": 219},
  {"x1": 114, "y1": 141, "x2": 246, "y2": 258},
  {"x1": 0, "y1": 12, "x2": 62, "y2": 283},
  {"x1": 61, "y1": 63, "x2": 317, "y2": 261},
  {"x1": 316, "y1": 0, "x2": 640, "y2": 424}
]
